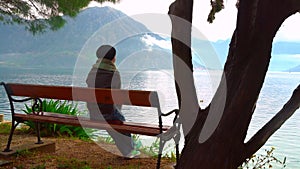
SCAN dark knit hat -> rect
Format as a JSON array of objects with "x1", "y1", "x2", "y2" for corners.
[{"x1": 96, "y1": 45, "x2": 116, "y2": 60}]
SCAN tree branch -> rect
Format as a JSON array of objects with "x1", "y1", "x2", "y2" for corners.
[
  {"x1": 245, "y1": 84, "x2": 300, "y2": 157},
  {"x1": 168, "y1": 0, "x2": 200, "y2": 136},
  {"x1": 220, "y1": 0, "x2": 300, "y2": 144}
]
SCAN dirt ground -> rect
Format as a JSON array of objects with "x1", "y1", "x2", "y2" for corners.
[{"x1": 0, "y1": 131, "x2": 174, "y2": 169}]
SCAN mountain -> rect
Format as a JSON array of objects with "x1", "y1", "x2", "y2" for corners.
[
  {"x1": 287, "y1": 65, "x2": 300, "y2": 72},
  {"x1": 0, "y1": 7, "x2": 172, "y2": 69},
  {"x1": 192, "y1": 39, "x2": 299, "y2": 72},
  {"x1": 272, "y1": 42, "x2": 300, "y2": 55}
]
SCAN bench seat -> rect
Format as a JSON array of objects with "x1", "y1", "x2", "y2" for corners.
[{"x1": 14, "y1": 112, "x2": 171, "y2": 136}]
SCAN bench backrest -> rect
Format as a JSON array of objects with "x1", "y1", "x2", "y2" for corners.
[{"x1": 3, "y1": 83, "x2": 160, "y2": 108}]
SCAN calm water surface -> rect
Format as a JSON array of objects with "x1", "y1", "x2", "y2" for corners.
[{"x1": 0, "y1": 67, "x2": 299, "y2": 168}]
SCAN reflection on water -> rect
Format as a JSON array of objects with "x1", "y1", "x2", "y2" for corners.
[
  {"x1": 0, "y1": 67, "x2": 73, "y2": 120},
  {"x1": 1, "y1": 66, "x2": 300, "y2": 168},
  {"x1": 246, "y1": 72, "x2": 300, "y2": 168}
]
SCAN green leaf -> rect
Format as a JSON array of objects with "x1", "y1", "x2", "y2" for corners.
[{"x1": 0, "y1": 0, "x2": 120, "y2": 34}]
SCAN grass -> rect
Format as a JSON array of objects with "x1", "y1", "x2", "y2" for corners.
[
  {"x1": 9, "y1": 150, "x2": 93, "y2": 169},
  {"x1": 0, "y1": 122, "x2": 11, "y2": 134},
  {"x1": 56, "y1": 157, "x2": 91, "y2": 169},
  {"x1": 15, "y1": 149, "x2": 33, "y2": 157}
]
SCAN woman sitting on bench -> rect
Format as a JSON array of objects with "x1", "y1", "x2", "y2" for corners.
[{"x1": 86, "y1": 45, "x2": 140, "y2": 158}]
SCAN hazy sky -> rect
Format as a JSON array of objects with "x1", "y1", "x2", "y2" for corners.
[{"x1": 91, "y1": 0, "x2": 300, "y2": 42}]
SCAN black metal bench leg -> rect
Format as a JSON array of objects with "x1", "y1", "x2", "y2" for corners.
[
  {"x1": 175, "y1": 144, "x2": 180, "y2": 167},
  {"x1": 156, "y1": 138, "x2": 166, "y2": 169},
  {"x1": 35, "y1": 122, "x2": 43, "y2": 144},
  {"x1": 174, "y1": 126, "x2": 181, "y2": 168},
  {"x1": 3, "y1": 121, "x2": 19, "y2": 152},
  {"x1": 157, "y1": 153, "x2": 162, "y2": 169}
]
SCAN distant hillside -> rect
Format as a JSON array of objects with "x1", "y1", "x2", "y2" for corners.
[
  {"x1": 0, "y1": 7, "x2": 127, "y2": 55},
  {"x1": 272, "y1": 42, "x2": 300, "y2": 55},
  {"x1": 196, "y1": 39, "x2": 300, "y2": 72},
  {"x1": 0, "y1": 7, "x2": 172, "y2": 69},
  {"x1": 287, "y1": 65, "x2": 300, "y2": 72}
]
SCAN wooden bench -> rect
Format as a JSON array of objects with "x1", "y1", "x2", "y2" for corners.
[{"x1": 1, "y1": 82, "x2": 180, "y2": 168}]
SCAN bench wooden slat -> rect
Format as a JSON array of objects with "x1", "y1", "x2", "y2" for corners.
[
  {"x1": 41, "y1": 112, "x2": 170, "y2": 131},
  {"x1": 7, "y1": 83, "x2": 160, "y2": 107},
  {"x1": 14, "y1": 113, "x2": 170, "y2": 136}
]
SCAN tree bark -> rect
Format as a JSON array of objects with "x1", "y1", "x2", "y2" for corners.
[{"x1": 169, "y1": 0, "x2": 300, "y2": 168}]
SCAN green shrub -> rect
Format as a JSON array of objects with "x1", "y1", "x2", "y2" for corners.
[
  {"x1": 23, "y1": 99, "x2": 95, "y2": 140},
  {"x1": 140, "y1": 137, "x2": 160, "y2": 157},
  {"x1": 239, "y1": 147, "x2": 286, "y2": 169}
]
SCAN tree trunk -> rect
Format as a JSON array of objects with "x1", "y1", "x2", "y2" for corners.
[{"x1": 169, "y1": 0, "x2": 300, "y2": 168}]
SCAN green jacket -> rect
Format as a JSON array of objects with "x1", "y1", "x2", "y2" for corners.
[{"x1": 86, "y1": 58, "x2": 121, "y2": 119}]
